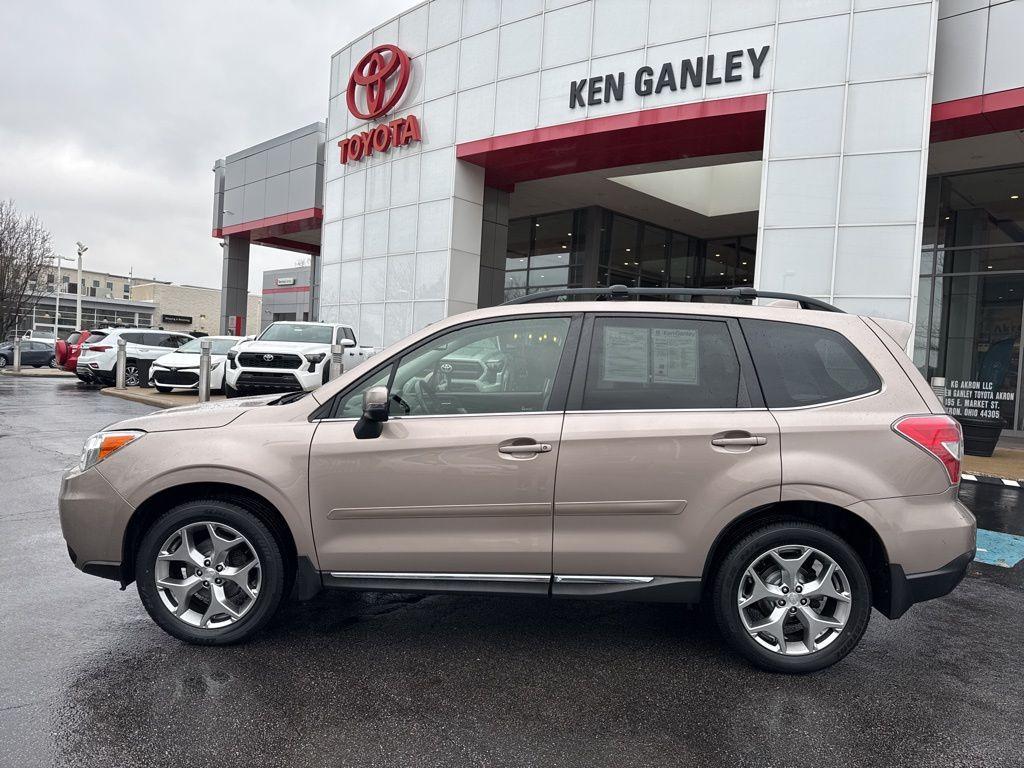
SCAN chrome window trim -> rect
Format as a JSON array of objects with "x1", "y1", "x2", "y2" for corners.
[
  {"x1": 328, "y1": 571, "x2": 550, "y2": 583},
  {"x1": 564, "y1": 407, "x2": 768, "y2": 415},
  {"x1": 766, "y1": 387, "x2": 884, "y2": 411},
  {"x1": 553, "y1": 575, "x2": 654, "y2": 584},
  {"x1": 316, "y1": 411, "x2": 562, "y2": 423}
]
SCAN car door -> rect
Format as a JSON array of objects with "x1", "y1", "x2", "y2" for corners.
[
  {"x1": 308, "y1": 313, "x2": 581, "y2": 592},
  {"x1": 550, "y1": 313, "x2": 781, "y2": 596},
  {"x1": 26, "y1": 342, "x2": 47, "y2": 365}
]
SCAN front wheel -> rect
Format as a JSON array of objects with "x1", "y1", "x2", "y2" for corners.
[
  {"x1": 712, "y1": 522, "x2": 871, "y2": 674},
  {"x1": 224, "y1": 382, "x2": 242, "y2": 398},
  {"x1": 0, "y1": 356, "x2": 7, "y2": 369},
  {"x1": 135, "y1": 499, "x2": 286, "y2": 645},
  {"x1": 155, "y1": 386, "x2": 173, "y2": 394}
]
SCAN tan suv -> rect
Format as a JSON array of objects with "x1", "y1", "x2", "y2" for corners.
[{"x1": 59, "y1": 287, "x2": 976, "y2": 673}]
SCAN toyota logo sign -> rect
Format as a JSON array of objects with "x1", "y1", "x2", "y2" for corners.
[
  {"x1": 263, "y1": 354, "x2": 275, "y2": 362},
  {"x1": 347, "y1": 44, "x2": 410, "y2": 120},
  {"x1": 338, "y1": 44, "x2": 422, "y2": 166}
]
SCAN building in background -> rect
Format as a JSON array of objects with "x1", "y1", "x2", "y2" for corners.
[
  {"x1": 213, "y1": 0, "x2": 1024, "y2": 435},
  {"x1": 14, "y1": 266, "x2": 261, "y2": 339},
  {"x1": 132, "y1": 282, "x2": 262, "y2": 336},
  {"x1": 260, "y1": 265, "x2": 312, "y2": 331}
]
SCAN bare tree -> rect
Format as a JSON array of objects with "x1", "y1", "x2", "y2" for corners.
[{"x1": 0, "y1": 200, "x2": 54, "y2": 341}]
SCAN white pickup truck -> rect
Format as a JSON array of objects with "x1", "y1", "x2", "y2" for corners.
[{"x1": 224, "y1": 321, "x2": 376, "y2": 397}]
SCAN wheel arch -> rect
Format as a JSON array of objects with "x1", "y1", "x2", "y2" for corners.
[
  {"x1": 120, "y1": 482, "x2": 311, "y2": 596},
  {"x1": 701, "y1": 500, "x2": 896, "y2": 617}
]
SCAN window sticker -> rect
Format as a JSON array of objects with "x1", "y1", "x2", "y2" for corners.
[
  {"x1": 602, "y1": 326, "x2": 649, "y2": 383},
  {"x1": 651, "y1": 327, "x2": 699, "y2": 385}
]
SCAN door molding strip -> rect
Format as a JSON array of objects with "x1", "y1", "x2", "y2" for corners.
[
  {"x1": 554, "y1": 575, "x2": 655, "y2": 584},
  {"x1": 328, "y1": 571, "x2": 550, "y2": 583}
]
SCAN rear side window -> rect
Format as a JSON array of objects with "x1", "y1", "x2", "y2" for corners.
[
  {"x1": 741, "y1": 319, "x2": 881, "y2": 408},
  {"x1": 582, "y1": 317, "x2": 748, "y2": 411},
  {"x1": 87, "y1": 332, "x2": 107, "y2": 345},
  {"x1": 67, "y1": 332, "x2": 81, "y2": 345},
  {"x1": 120, "y1": 332, "x2": 142, "y2": 344}
]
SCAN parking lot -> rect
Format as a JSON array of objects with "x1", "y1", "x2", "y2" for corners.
[{"x1": 2, "y1": 375, "x2": 1023, "y2": 768}]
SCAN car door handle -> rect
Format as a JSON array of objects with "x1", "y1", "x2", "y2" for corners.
[
  {"x1": 711, "y1": 436, "x2": 767, "y2": 447},
  {"x1": 498, "y1": 443, "x2": 552, "y2": 455}
]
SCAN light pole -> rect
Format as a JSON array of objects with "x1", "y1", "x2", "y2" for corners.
[
  {"x1": 75, "y1": 242, "x2": 87, "y2": 330},
  {"x1": 52, "y1": 255, "x2": 74, "y2": 339}
]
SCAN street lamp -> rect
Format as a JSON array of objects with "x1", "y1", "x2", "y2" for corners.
[{"x1": 75, "y1": 242, "x2": 88, "y2": 331}]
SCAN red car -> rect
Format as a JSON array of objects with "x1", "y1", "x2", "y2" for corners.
[{"x1": 55, "y1": 330, "x2": 104, "y2": 375}]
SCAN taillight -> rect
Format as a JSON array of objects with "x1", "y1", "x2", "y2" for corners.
[
  {"x1": 892, "y1": 415, "x2": 963, "y2": 484},
  {"x1": 87, "y1": 345, "x2": 111, "y2": 352}
]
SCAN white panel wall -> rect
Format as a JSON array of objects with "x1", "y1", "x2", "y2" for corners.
[
  {"x1": 320, "y1": 0, "x2": 962, "y2": 340},
  {"x1": 756, "y1": 0, "x2": 938, "y2": 324}
]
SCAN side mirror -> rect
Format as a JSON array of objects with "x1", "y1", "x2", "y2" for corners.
[
  {"x1": 340, "y1": 338, "x2": 356, "y2": 348},
  {"x1": 353, "y1": 385, "x2": 389, "y2": 439}
]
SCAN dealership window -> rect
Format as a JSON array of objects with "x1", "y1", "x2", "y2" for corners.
[
  {"x1": 502, "y1": 211, "x2": 586, "y2": 302},
  {"x1": 915, "y1": 165, "x2": 1024, "y2": 431}
]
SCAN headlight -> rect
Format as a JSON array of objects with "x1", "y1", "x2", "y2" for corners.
[
  {"x1": 78, "y1": 430, "x2": 144, "y2": 473},
  {"x1": 304, "y1": 353, "x2": 326, "y2": 364},
  {"x1": 227, "y1": 350, "x2": 238, "y2": 369}
]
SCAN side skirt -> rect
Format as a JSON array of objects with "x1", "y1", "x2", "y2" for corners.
[{"x1": 321, "y1": 572, "x2": 702, "y2": 603}]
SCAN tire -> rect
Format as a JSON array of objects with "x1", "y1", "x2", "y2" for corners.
[
  {"x1": 712, "y1": 521, "x2": 871, "y2": 674},
  {"x1": 155, "y1": 386, "x2": 173, "y2": 394},
  {"x1": 32, "y1": 365, "x2": 41, "y2": 369},
  {"x1": 124, "y1": 360, "x2": 141, "y2": 387},
  {"x1": 224, "y1": 382, "x2": 242, "y2": 398},
  {"x1": 135, "y1": 499, "x2": 286, "y2": 645},
  {"x1": 48, "y1": 356, "x2": 57, "y2": 368},
  {"x1": 0, "y1": 356, "x2": 7, "y2": 369}
]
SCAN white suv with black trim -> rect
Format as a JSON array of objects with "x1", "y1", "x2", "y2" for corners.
[
  {"x1": 76, "y1": 328, "x2": 195, "y2": 387},
  {"x1": 223, "y1": 321, "x2": 375, "y2": 397}
]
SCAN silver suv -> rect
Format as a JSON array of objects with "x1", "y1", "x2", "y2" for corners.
[{"x1": 59, "y1": 287, "x2": 975, "y2": 673}]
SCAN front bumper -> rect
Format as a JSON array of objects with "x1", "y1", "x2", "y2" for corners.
[
  {"x1": 228, "y1": 365, "x2": 322, "y2": 393},
  {"x1": 59, "y1": 465, "x2": 134, "y2": 581}
]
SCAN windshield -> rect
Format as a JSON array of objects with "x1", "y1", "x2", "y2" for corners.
[
  {"x1": 258, "y1": 323, "x2": 333, "y2": 344},
  {"x1": 176, "y1": 338, "x2": 239, "y2": 355}
]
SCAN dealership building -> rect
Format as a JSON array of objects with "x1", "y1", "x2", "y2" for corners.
[{"x1": 212, "y1": 0, "x2": 1024, "y2": 431}]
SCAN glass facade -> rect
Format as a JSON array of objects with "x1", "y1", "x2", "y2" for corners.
[
  {"x1": 502, "y1": 207, "x2": 756, "y2": 303},
  {"x1": 916, "y1": 165, "x2": 1024, "y2": 430}
]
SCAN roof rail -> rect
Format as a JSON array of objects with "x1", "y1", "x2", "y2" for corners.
[{"x1": 502, "y1": 285, "x2": 844, "y2": 313}]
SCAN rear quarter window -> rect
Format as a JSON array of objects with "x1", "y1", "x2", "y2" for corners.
[{"x1": 740, "y1": 319, "x2": 881, "y2": 408}]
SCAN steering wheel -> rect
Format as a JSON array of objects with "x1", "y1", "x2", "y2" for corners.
[{"x1": 409, "y1": 377, "x2": 439, "y2": 415}]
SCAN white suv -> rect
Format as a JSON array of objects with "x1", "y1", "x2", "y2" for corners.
[
  {"x1": 224, "y1": 321, "x2": 375, "y2": 397},
  {"x1": 76, "y1": 328, "x2": 194, "y2": 387}
]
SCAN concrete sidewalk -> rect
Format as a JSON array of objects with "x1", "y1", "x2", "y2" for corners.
[
  {"x1": 100, "y1": 387, "x2": 227, "y2": 409},
  {"x1": 963, "y1": 448, "x2": 1024, "y2": 483}
]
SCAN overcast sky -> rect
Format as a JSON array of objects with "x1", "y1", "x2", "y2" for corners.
[{"x1": 0, "y1": 0, "x2": 413, "y2": 292}]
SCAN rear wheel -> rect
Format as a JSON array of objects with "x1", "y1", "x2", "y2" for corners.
[
  {"x1": 135, "y1": 499, "x2": 286, "y2": 645},
  {"x1": 48, "y1": 356, "x2": 57, "y2": 368},
  {"x1": 713, "y1": 522, "x2": 871, "y2": 674},
  {"x1": 124, "y1": 360, "x2": 141, "y2": 387},
  {"x1": 0, "y1": 356, "x2": 7, "y2": 369},
  {"x1": 155, "y1": 386, "x2": 173, "y2": 394}
]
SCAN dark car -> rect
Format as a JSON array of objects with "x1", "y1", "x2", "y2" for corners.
[{"x1": 0, "y1": 341, "x2": 56, "y2": 369}]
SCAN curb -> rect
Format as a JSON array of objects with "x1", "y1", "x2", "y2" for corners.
[
  {"x1": 961, "y1": 473, "x2": 1023, "y2": 488},
  {"x1": 0, "y1": 369, "x2": 76, "y2": 379},
  {"x1": 99, "y1": 387, "x2": 174, "y2": 409}
]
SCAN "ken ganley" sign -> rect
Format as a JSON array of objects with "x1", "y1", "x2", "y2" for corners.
[{"x1": 569, "y1": 46, "x2": 770, "y2": 108}]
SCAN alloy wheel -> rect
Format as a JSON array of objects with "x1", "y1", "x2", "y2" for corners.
[
  {"x1": 154, "y1": 521, "x2": 262, "y2": 629},
  {"x1": 737, "y1": 544, "x2": 852, "y2": 656},
  {"x1": 0, "y1": 356, "x2": 6, "y2": 368},
  {"x1": 124, "y1": 365, "x2": 140, "y2": 386}
]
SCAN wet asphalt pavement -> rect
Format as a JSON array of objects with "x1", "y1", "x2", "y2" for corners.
[{"x1": 2, "y1": 376, "x2": 1023, "y2": 768}]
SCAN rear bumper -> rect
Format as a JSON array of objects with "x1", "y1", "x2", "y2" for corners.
[{"x1": 885, "y1": 550, "x2": 974, "y2": 619}]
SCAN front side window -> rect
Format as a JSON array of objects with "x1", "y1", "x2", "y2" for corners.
[
  {"x1": 582, "y1": 317, "x2": 746, "y2": 410},
  {"x1": 335, "y1": 317, "x2": 571, "y2": 418},
  {"x1": 741, "y1": 319, "x2": 881, "y2": 408}
]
